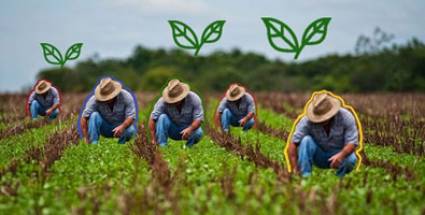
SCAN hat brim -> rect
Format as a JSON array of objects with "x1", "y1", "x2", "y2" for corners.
[
  {"x1": 226, "y1": 87, "x2": 246, "y2": 101},
  {"x1": 162, "y1": 83, "x2": 190, "y2": 104},
  {"x1": 306, "y1": 96, "x2": 341, "y2": 123},
  {"x1": 95, "y1": 81, "x2": 122, "y2": 101},
  {"x1": 35, "y1": 82, "x2": 52, "y2": 94}
]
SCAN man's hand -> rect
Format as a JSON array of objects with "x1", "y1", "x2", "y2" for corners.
[
  {"x1": 180, "y1": 126, "x2": 193, "y2": 140},
  {"x1": 239, "y1": 117, "x2": 248, "y2": 127},
  {"x1": 46, "y1": 108, "x2": 53, "y2": 116},
  {"x1": 112, "y1": 124, "x2": 125, "y2": 137},
  {"x1": 151, "y1": 138, "x2": 157, "y2": 145},
  {"x1": 329, "y1": 152, "x2": 345, "y2": 169}
]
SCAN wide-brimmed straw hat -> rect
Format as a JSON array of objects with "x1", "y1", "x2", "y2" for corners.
[
  {"x1": 162, "y1": 79, "x2": 190, "y2": 104},
  {"x1": 95, "y1": 78, "x2": 122, "y2": 102},
  {"x1": 35, "y1": 80, "x2": 52, "y2": 94},
  {"x1": 226, "y1": 84, "x2": 246, "y2": 101},
  {"x1": 307, "y1": 92, "x2": 341, "y2": 123}
]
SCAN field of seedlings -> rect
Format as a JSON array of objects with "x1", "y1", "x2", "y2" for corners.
[{"x1": 0, "y1": 92, "x2": 424, "y2": 214}]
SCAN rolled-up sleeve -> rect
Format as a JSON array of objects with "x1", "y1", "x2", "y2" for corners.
[
  {"x1": 51, "y1": 87, "x2": 60, "y2": 105},
  {"x1": 246, "y1": 93, "x2": 256, "y2": 114},
  {"x1": 28, "y1": 91, "x2": 35, "y2": 105},
  {"x1": 123, "y1": 91, "x2": 136, "y2": 120},
  {"x1": 291, "y1": 116, "x2": 310, "y2": 145},
  {"x1": 192, "y1": 94, "x2": 204, "y2": 121},
  {"x1": 343, "y1": 111, "x2": 359, "y2": 146},
  {"x1": 217, "y1": 98, "x2": 227, "y2": 113},
  {"x1": 151, "y1": 98, "x2": 165, "y2": 121},
  {"x1": 82, "y1": 96, "x2": 96, "y2": 118}
]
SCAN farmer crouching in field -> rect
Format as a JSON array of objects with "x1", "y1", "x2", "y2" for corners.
[
  {"x1": 288, "y1": 92, "x2": 358, "y2": 178},
  {"x1": 215, "y1": 84, "x2": 255, "y2": 134},
  {"x1": 80, "y1": 78, "x2": 137, "y2": 144},
  {"x1": 149, "y1": 79, "x2": 203, "y2": 147},
  {"x1": 27, "y1": 80, "x2": 60, "y2": 120}
]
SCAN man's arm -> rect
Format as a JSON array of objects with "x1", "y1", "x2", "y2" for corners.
[
  {"x1": 215, "y1": 112, "x2": 222, "y2": 129},
  {"x1": 288, "y1": 142, "x2": 299, "y2": 173},
  {"x1": 149, "y1": 99, "x2": 165, "y2": 144},
  {"x1": 240, "y1": 94, "x2": 256, "y2": 126},
  {"x1": 329, "y1": 143, "x2": 356, "y2": 169},
  {"x1": 288, "y1": 117, "x2": 309, "y2": 174},
  {"x1": 47, "y1": 87, "x2": 61, "y2": 115},
  {"x1": 80, "y1": 117, "x2": 90, "y2": 143},
  {"x1": 181, "y1": 118, "x2": 202, "y2": 140},
  {"x1": 46, "y1": 103, "x2": 60, "y2": 116},
  {"x1": 80, "y1": 96, "x2": 96, "y2": 143},
  {"x1": 149, "y1": 117, "x2": 157, "y2": 144},
  {"x1": 216, "y1": 98, "x2": 227, "y2": 129},
  {"x1": 329, "y1": 109, "x2": 359, "y2": 168},
  {"x1": 240, "y1": 112, "x2": 255, "y2": 127},
  {"x1": 112, "y1": 117, "x2": 134, "y2": 138}
]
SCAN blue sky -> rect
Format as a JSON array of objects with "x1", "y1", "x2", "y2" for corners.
[{"x1": 1, "y1": 0, "x2": 424, "y2": 92}]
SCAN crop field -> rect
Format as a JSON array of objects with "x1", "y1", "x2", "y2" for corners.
[{"x1": 0, "y1": 92, "x2": 424, "y2": 214}]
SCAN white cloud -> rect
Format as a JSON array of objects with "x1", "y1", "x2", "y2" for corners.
[{"x1": 111, "y1": 0, "x2": 210, "y2": 15}]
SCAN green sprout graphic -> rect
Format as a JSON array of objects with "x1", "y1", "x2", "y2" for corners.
[
  {"x1": 40, "y1": 43, "x2": 83, "y2": 68},
  {"x1": 262, "y1": 17, "x2": 331, "y2": 59},
  {"x1": 168, "y1": 20, "x2": 226, "y2": 56}
]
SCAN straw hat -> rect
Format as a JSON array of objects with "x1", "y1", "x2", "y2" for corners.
[
  {"x1": 307, "y1": 92, "x2": 341, "y2": 123},
  {"x1": 35, "y1": 80, "x2": 52, "y2": 94},
  {"x1": 95, "y1": 78, "x2": 122, "y2": 102},
  {"x1": 226, "y1": 84, "x2": 246, "y2": 101},
  {"x1": 162, "y1": 79, "x2": 190, "y2": 104}
]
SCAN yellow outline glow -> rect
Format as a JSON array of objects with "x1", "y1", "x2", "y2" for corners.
[{"x1": 284, "y1": 90, "x2": 364, "y2": 173}]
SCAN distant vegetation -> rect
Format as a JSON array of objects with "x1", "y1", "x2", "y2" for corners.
[{"x1": 38, "y1": 28, "x2": 425, "y2": 93}]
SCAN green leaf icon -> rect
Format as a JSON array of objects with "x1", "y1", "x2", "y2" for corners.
[
  {"x1": 169, "y1": 20, "x2": 199, "y2": 50},
  {"x1": 64, "y1": 43, "x2": 83, "y2": 61},
  {"x1": 40, "y1": 42, "x2": 83, "y2": 68},
  {"x1": 169, "y1": 20, "x2": 226, "y2": 56},
  {"x1": 301, "y1": 17, "x2": 331, "y2": 46},
  {"x1": 262, "y1": 17, "x2": 331, "y2": 59},
  {"x1": 262, "y1": 17, "x2": 299, "y2": 53},
  {"x1": 40, "y1": 43, "x2": 64, "y2": 67}
]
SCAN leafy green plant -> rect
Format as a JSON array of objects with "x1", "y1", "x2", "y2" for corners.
[
  {"x1": 262, "y1": 17, "x2": 331, "y2": 59},
  {"x1": 40, "y1": 43, "x2": 83, "y2": 68},
  {"x1": 168, "y1": 20, "x2": 226, "y2": 56}
]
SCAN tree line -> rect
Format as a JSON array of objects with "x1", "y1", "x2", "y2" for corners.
[{"x1": 38, "y1": 31, "x2": 425, "y2": 93}]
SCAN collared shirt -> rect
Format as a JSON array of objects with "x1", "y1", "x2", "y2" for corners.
[
  {"x1": 82, "y1": 89, "x2": 137, "y2": 126},
  {"x1": 28, "y1": 87, "x2": 60, "y2": 109},
  {"x1": 151, "y1": 91, "x2": 204, "y2": 127},
  {"x1": 217, "y1": 93, "x2": 256, "y2": 118},
  {"x1": 291, "y1": 108, "x2": 359, "y2": 151}
]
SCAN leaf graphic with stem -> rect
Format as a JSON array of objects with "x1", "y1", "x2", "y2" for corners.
[
  {"x1": 40, "y1": 42, "x2": 84, "y2": 68},
  {"x1": 299, "y1": 17, "x2": 331, "y2": 58},
  {"x1": 64, "y1": 43, "x2": 83, "y2": 61},
  {"x1": 40, "y1": 43, "x2": 64, "y2": 67},
  {"x1": 262, "y1": 17, "x2": 299, "y2": 54},
  {"x1": 169, "y1": 20, "x2": 199, "y2": 50},
  {"x1": 262, "y1": 17, "x2": 331, "y2": 59},
  {"x1": 198, "y1": 20, "x2": 225, "y2": 55},
  {"x1": 169, "y1": 20, "x2": 226, "y2": 56}
]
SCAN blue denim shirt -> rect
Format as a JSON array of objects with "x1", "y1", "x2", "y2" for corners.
[
  {"x1": 151, "y1": 91, "x2": 204, "y2": 127},
  {"x1": 28, "y1": 87, "x2": 60, "y2": 109},
  {"x1": 217, "y1": 93, "x2": 256, "y2": 118},
  {"x1": 82, "y1": 89, "x2": 136, "y2": 126},
  {"x1": 291, "y1": 108, "x2": 359, "y2": 151}
]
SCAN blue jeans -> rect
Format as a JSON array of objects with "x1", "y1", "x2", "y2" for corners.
[
  {"x1": 221, "y1": 108, "x2": 255, "y2": 133},
  {"x1": 88, "y1": 112, "x2": 136, "y2": 144},
  {"x1": 298, "y1": 135, "x2": 357, "y2": 178},
  {"x1": 30, "y1": 100, "x2": 58, "y2": 120},
  {"x1": 156, "y1": 114, "x2": 203, "y2": 147}
]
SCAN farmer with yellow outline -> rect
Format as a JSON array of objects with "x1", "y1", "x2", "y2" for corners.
[{"x1": 288, "y1": 91, "x2": 358, "y2": 178}]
